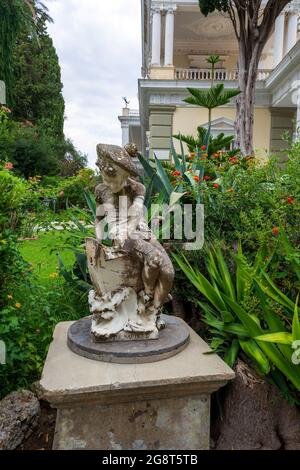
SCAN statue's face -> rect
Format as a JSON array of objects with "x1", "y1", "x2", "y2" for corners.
[{"x1": 101, "y1": 160, "x2": 129, "y2": 193}]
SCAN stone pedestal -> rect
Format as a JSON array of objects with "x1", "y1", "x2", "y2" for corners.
[{"x1": 39, "y1": 320, "x2": 234, "y2": 450}]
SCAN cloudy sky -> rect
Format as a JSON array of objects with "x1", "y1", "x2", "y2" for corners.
[{"x1": 47, "y1": 0, "x2": 142, "y2": 167}]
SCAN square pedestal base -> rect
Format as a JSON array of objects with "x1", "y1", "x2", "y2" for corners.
[{"x1": 39, "y1": 321, "x2": 234, "y2": 450}]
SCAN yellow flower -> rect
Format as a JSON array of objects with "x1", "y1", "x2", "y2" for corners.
[
  {"x1": 15, "y1": 303, "x2": 22, "y2": 309},
  {"x1": 7, "y1": 294, "x2": 13, "y2": 300},
  {"x1": 49, "y1": 272, "x2": 59, "y2": 279}
]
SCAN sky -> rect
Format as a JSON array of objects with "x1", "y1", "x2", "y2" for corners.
[{"x1": 46, "y1": 0, "x2": 142, "y2": 168}]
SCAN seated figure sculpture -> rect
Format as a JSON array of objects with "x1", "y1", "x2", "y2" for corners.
[{"x1": 86, "y1": 143, "x2": 175, "y2": 341}]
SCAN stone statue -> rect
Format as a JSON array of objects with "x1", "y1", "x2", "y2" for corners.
[{"x1": 86, "y1": 143, "x2": 175, "y2": 342}]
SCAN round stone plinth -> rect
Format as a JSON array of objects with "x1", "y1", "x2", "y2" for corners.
[{"x1": 67, "y1": 315, "x2": 190, "y2": 364}]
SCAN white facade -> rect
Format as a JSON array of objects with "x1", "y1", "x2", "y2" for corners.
[{"x1": 121, "y1": 1, "x2": 300, "y2": 158}]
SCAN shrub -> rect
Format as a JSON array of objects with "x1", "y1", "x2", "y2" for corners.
[
  {"x1": 0, "y1": 279, "x2": 88, "y2": 398},
  {"x1": 0, "y1": 167, "x2": 30, "y2": 306}
]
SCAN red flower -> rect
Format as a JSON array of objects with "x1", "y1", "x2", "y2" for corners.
[
  {"x1": 200, "y1": 145, "x2": 206, "y2": 151},
  {"x1": 203, "y1": 175, "x2": 211, "y2": 181},
  {"x1": 287, "y1": 197, "x2": 295, "y2": 205},
  {"x1": 4, "y1": 162, "x2": 13, "y2": 170},
  {"x1": 173, "y1": 170, "x2": 181, "y2": 177},
  {"x1": 272, "y1": 227, "x2": 280, "y2": 237},
  {"x1": 213, "y1": 183, "x2": 220, "y2": 189},
  {"x1": 229, "y1": 157, "x2": 239, "y2": 165},
  {"x1": 213, "y1": 153, "x2": 219, "y2": 158},
  {"x1": 193, "y1": 176, "x2": 200, "y2": 183}
]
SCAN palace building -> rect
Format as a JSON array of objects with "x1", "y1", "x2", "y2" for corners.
[{"x1": 119, "y1": 0, "x2": 300, "y2": 160}]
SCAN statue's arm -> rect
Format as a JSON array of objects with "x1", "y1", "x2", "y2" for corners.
[
  {"x1": 128, "y1": 180, "x2": 146, "y2": 234},
  {"x1": 95, "y1": 184, "x2": 111, "y2": 242}
]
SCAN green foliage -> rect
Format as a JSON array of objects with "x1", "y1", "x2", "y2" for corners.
[
  {"x1": 4, "y1": 124, "x2": 62, "y2": 178},
  {"x1": 173, "y1": 245, "x2": 300, "y2": 401},
  {"x1": 183, "y1": 85, "x2": 240, "y2": 111},
  {"x1": 0, "y1": 0, "x2": 33, "y2": 104},
  {"x1": 173, "y1": 126, "x2": 238, "y2": 156},
  {"x1": 198, "y1": 0, "x2": 229, "y2": 16},
  {"x1": 0, "y1": 279, "x2": 87, "y2": 398},
  {"x1": 183, "y1": 84, "x2": 240, "y2": 128},
  {"x1": 0, "y1": 167, "x2": 30, "y2": 306},
  {"x1": 0, "y1": 229, "x2": 89, "y2": 398},
  {"x1": 11, "y1": 13, "x2": 64, "y2": 139},
  {"x1": 0, "y1": 108, "x2": 87, "y2": 179}
]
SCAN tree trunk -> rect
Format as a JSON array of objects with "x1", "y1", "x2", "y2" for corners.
[
  {"x1": 236, "y1": 40, "x2": 261, "y2": 156},
  {"x1": 212, "y1": 359, "x2": 300, "y2": 450},
  {"x1": 232, "y1": 0, "x2": 292, "y2": 155}
]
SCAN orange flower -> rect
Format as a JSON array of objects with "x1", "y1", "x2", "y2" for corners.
[
  {"x1": 272, "y1": 227, "x2": 280, "y2": 237},
  {"x1": 229, "y1": 157, "x2": 239, "y2": 164},
  {"x1": 190, "y1": 152, "x2": 196, "y2": 159},
  {"x1": 15, "y1": 303, "x2": 22, "y2": 309},
  {"x1": 193, "y1": 176, "x2": 200, "y2": 183},
  {"x1": 213, "y1": 153, "x2": 219, "y2": 158},
  {"x1": 227, "y1": 188, "x2": 234, "y2": 193}
]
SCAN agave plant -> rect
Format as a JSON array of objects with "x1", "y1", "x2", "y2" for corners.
[
  {"x1": 173, "y1": 126, "x2": 239, "y2": 157},
  {"x1": 173, "y1": 244, "x2": 300, "y2": 397}
]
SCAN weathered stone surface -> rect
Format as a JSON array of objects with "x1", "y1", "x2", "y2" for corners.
[
  {"x1": 67, "y1": 314, "x2": 190, "y2": 363},
  {"x1": 54, "y1": 394, "x2": 210, "y2": 450},
  {"x1": 213, "y1": 359, "x2": 300, "y2": 450},
  {"x1": 0, "y1": 390, "x2": 40, "y2": 450},
  {"x1": 39, "y1": 320, "x2": 234, "y2": 450}
]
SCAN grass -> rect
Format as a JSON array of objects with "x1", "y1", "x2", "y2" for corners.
[{"x1": 19, "y1": 230, "x2": 75, "y2": 283}]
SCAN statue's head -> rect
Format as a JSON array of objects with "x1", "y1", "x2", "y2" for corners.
[{"x1": 96, "y1": 143, "x2": 139, "y2": 193}]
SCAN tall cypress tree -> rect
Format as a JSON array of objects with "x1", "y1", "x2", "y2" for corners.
[{"x1": 12, "y1": 13, "x2": 65, "y2": 140}]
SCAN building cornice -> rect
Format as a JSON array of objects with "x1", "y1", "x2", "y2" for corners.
[{"x1": 266, "y1": 40, "x2": 300, "y2": 90}]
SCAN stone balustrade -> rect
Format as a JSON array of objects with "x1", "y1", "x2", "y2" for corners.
[{"x1": 175, "y1": 68, "x2": 271, "y2": 82}]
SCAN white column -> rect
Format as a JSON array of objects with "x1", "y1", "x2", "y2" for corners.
[
  {"x1": 121, "y1": 123, "x2": 129, "y2": 146},
  {"x1": 151, "y1": 8, "x2": 161, "y2": 66},
  {"x1": 286, "y1": 13, "x2": 298, "y2": 53},
  {"x1": 273, "y1": 14, "x2": 285, "y2": 67},
  {"x1": 164, "y1": 8, "x2": 175, "y2": 66}
]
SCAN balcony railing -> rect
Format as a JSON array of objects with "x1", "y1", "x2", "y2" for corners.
[{"x1": 175, "y1": 68, "x2": 271, "y2": 81}]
